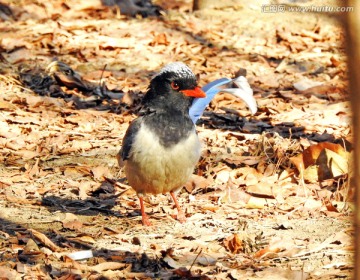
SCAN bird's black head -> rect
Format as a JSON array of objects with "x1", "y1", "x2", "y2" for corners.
[{"x1": 143, "y1": 62, "x2": 206, "y2": 112}]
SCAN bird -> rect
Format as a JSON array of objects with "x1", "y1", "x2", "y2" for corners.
[{"x1": 118, "y1": 62, "x2": 206, "y2": 226}]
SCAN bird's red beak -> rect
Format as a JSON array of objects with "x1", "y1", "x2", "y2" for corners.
[{"x1": 181, "y1": 86, "x2": 206, "y2": 98}]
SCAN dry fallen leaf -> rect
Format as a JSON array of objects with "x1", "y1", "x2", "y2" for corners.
[
  {"x1": 223, "y1": 233, "x2": 244, "y2": 254},
  {"x1": 302, "y1": 142, "x2": 348, "y2": 168},
  {"x1": 91, "y1": 165, "x2": 111, "y2": 181},
  {"x1": 291, "y1": 142, "x2": 350, "y2": 183},
  {"x1": 28, "y1": 229, "x2": 61, "y2": 252},
  {"x1": 62, "y1": 213, "x2": 83, "y2": 230},
  {"x1": 90, "y1": 262, "x2": 128, "y2": 273},
  {"x1": 317, "y1": 148, "x2": 349, "y2": 180}
]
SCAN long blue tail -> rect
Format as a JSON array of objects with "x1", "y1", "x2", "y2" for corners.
[
  {"x1": 190, "y1": 77, "x2": 258, "y2": 124},
  {"x1": 190, "y1": 78, "x2": 231, "y2": 124}
]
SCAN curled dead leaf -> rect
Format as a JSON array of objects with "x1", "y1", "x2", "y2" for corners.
[
  {"x1": 291, "y1": 142, "x2": 350, "y2": 183},
  {"x1": 317, "y1": 148, "x2": 349, "y2": 180},
  {"x1": 223, "y1": 233, "x2": 244, "y2": 254},
  {"x1": 323, "y1": 198, "x2": 339, "y2": 212},
  {"x1": 28, "y1": 229, "x2": 60, "y2": 252},
  {"x1": 302, "y1": 142, "x2": 348, "y2": 168}
]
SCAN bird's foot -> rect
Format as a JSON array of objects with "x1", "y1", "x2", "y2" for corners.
[
  {"x1": 141, "y1": 213, "x2": 152, "y2": 226},
  {"x1": 139, "y1": 196, "x2": 152, "y2": 226},
  {"x1": 170, "y1": 191, "x2": 187, "y2": 223},
  {"x1": 177, "y1": 210, "x2": 186, "y2": 224}
]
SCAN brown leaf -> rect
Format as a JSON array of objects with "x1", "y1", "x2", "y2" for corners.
[
  {"x1": 294, "y1": 78, "x2": 323, "y2": 91},
  {"x1": 303, "y1": 165, "x2": 319, "y2": 183},
  {"x1": 15, "y1": 150, "x2": 40, "y2": 160},
  {"x1": 150, "y1": 32, "x2": 169, "y2": 46},
  {"x1": 199, "y1": 204, "x2": 219, "y2": 212},
  {"x1": 317, "y1": 148, "x2": 349, "y2": 180},
  {"x1": 57, "y1": 273, "x2": 81, "y2": 280},
  {"x1": 222, "y1": 187, "x2": 251, "y2": 204},
  {"x1": 90, "y1": 262, "x2": 128, "y2": 273},
  {"x1": 3, "y1": 47, "x2": 32, "y2": 64},
  {"x1": 0, "y1": 99, "x2": 16, "y2": 110},
  {"x1": 71, "y1": 140, "x2": 93, "y2": 151},
  {"x1": 78, "y1": 181, "x2": 95, "y2": 199},
  {"x1": 254, "y1": 246, "x2": 281, "y2": 259},
  {"x1": 302, "y1": 142, "x2": 347, "y2": 168},
  {"x1": 173, "y1": 267, "x2": 192, "y2": 278},
  {"x1": 18, "y1": 239, "x2": 45, "y2": 263},
  {"x1": 215, "y1": 169, "x2": 230, "y2": 184},
  {"x1": 290, "y1": 153, "x2": 304, "y2": 173},
  {"x1": 246, "y1": 182, "x2": 276, "y2": 199},
  {"x1": 245, "y1": 196, "x2": 275, "y2": 209},
  {"x1": 28, "y1": 229, "x2": 61, "y2": 252},
  {"x1": 244, "y1": 173, "x2": 260, "y2": 186},
  {"x1": 163, "y1": 255, "x2": 180, "y2": 268},
  {"x1": 63, "y1": 167, "x2": 83, "y2": 179},
  {"x1": 0, "y1": 265, "x2": 19, "y2": 279},
  {"x1": 223, "y1": 234, "x2": 244, "y2": 254},
  {"x1": 26, "y1": 158, "x2": 41, "y2": 178},
  {"x1": 23, "y1": 238, "x2": 39, "y2": 252},
  {"x1": 238, "y1": 167, "x2": 263, "y2": 184},
  {"x1": 292, "y1": 142, "x2": 350, "y2": 183},
  {"x1": 62, "y1": 213, "x2": 83, "y2": 230},
  {"x1": 91, "y1": 165, "x2": 111, "y2": 181},
  {"x1": 69, "y1": 235, "x2": 96, "y2": 245},
  {"x1": 83, "y1": 70, "x2": 113, "y2": 80},
  {"x1": 184, "y1": 174, "x2": 211, "y2": 193},
  {"x1": 225, "y1": 156, "x2": 262, "y2": 166},
  {"x1": 324, "y1": 198, "x2": 339, "y2": 212},
  {"x1": 301, "y1": 85, "x2": 340, "y2": 98}
]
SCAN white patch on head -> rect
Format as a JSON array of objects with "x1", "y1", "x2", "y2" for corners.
[{"x1": 156, "y1": 62, "x2": 195, "y2": 79}]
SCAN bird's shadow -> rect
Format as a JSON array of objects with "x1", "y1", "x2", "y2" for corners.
[
  {"x1": 39, "y1": 179, "x2": 136, "y2": 219},
  {"x1": 196, "y1": 96, "x2": 351, "y2": 150},
  {"x1": 198, "y1": 111, "x2": 338, "y2": 142},
  {"x1": 0, "y1": 215, "x2": 171, "y2": 277},
  {"x1": 39, "y1": 178, "x2": 178, "y2": 222}
]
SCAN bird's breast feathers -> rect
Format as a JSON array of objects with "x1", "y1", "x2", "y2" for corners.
[{"x1": 124, "y1": 122, "x2": 201, "y2": 194}]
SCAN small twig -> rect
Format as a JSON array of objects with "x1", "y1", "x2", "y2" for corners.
[
  {"x1": 189, "y1": 248, "x2": 202, "y2": 271},
  {"x1": 99, "y1": 64, "x2": 107, "y2": 87}
]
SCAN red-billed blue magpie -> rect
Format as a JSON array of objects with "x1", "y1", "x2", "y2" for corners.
[{"x1": 118, "y1": 62, "x2": 257, "y2": 225}]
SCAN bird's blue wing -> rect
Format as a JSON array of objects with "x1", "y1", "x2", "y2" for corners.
[{"x1": 189, "y1": 78, "x2": 231, "y2": 124}]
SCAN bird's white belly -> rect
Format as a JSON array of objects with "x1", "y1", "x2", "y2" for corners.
[{"x1": 124, "y1": 123, "x2": 201, "y2": 195}]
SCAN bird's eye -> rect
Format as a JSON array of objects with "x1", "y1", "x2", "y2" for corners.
[{"x1": 171, "y1": 81, "x2": 180, "y2": 90}]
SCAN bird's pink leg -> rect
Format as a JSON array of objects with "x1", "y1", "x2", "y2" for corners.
[
  {"x1": 138, "y1": 197, "x2": 152, "y2": 226},
  {"x1": 170, "y1": 191, "x2": 186, "y2": 223}
]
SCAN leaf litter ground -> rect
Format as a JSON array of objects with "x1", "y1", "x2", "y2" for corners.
[{"x1": 0, "y1": 0, "x2": 354, "y2": 279}]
